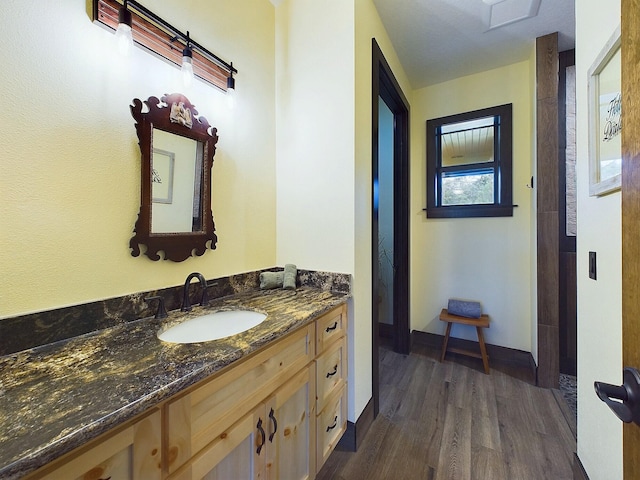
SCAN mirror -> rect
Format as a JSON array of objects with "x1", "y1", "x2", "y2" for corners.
[{"x1": 130, "y1": 93, "x2": 218, "y2": 261}]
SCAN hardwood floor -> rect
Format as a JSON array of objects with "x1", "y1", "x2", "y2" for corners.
[{"x1": 317, "y1": 343, "x2": 576, "y2": 480}]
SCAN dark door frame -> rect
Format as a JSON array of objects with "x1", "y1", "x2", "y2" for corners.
[{"x1": 371, "y1": 38, "x2": 410, "y2": 417}]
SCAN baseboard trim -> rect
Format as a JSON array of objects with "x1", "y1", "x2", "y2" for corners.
[
  {"x1": 337, "y1": 397, "x2": 374, "y2": 452},
  {"x1": 573, "y1": 453, "x2": 589, "y2": 480},
  {"x1": 411, "y1": 330, "x2": 536, "y2": 379}
]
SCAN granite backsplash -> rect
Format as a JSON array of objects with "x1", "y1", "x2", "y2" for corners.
[{"x1": 0, "y1": 268, "x2": 351, "y2": 356}]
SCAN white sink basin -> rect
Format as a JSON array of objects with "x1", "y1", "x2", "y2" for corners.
[{"x1": 158, "y1": 310, "x2": 267, "y2": 344}]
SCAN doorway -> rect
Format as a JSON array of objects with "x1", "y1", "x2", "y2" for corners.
[
  {"x1": 559, "y1": 49, "x2": 577, "y2": 377},
  {"x1": 371, "y1": 39, "x2": 410, "y2": 417}
]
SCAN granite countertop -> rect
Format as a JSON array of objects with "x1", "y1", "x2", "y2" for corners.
[{"x1": 0, "y1": 287, "x2": 348, "y2": 479}]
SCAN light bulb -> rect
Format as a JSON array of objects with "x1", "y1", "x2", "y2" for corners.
[
  {"x1": 116, "y1": 1, "x2": 133, "y2": 57},
  {"x1": 226, "y1": 74, "x2": 236, "y2": 109},
  {"x1": 227, "y1": 86, "x2": 236, "y2": 110},
  {"x1": 182, "y1": 51, "x2": 194, "y2": 88},
  {"x1": 115, "y1": 22, "x2": 133, "y2": 56},
  {"x1": 181, "y1": 35, "x2": 194, "y2": 89}
]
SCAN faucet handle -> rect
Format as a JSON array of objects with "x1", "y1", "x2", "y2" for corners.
[
  {"x1": 145, "y1": 296, "x2": 168, "y2": 319},
  {"x1": 201, "y1": 281, "x2": 219, "y2": 306}
]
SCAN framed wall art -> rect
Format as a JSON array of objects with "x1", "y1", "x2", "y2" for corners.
[{"x1": 588, "y1": 25, "x2": 621, "y2": 196}]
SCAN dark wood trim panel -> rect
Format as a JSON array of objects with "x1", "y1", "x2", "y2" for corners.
[
  {"x1": 536, "y1": 33, "x2": 560, "y2": 389},
  {"x1": 337, "y1": 397, "x2": 375, "y2": 452}
]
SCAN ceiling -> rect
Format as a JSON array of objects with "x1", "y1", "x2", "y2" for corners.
[{"x1": 372, "y1": 0, "x2": 575, "y2": 89}]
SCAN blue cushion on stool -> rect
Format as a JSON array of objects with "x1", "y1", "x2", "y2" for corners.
[{"x1": 447, "y1": 299, "x2": 482, "y2": 318}]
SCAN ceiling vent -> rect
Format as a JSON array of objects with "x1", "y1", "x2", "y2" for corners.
[{"x1": 484, "y1": 0, "x2": 542, "y2": 31}]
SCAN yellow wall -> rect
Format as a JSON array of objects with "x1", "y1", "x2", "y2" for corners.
[
  {"x1": 353, "y1": 0, "x2": 413, "y2": 421},
  {"x1": 274, "y1": 0, "x2": 413, "y2": 421},
  {"x1": 0, "y1": 0, "x2": 277, "y2": 318},
  {"x1": 411, "y1": 61, "x2": 535, "y2": 352},
  {"x1": 3, "y1": 6, "x2": 608, "y2": 465},
  {"x1": 576, "y1": 1, "x2": 623, "y2": 477}
]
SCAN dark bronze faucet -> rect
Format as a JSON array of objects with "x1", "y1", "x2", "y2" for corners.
[{"x1": 181, "y1": 272, "x2": 209, "y2": 312}]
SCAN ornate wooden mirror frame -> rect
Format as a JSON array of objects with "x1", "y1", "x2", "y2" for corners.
[{"x1": 130, "y1": 93, "x2": 218, "y2": 261}]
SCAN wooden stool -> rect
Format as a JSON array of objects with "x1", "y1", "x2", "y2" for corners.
[{"x1": 439, "y1": 308, "x2": 490, "y2": 374}]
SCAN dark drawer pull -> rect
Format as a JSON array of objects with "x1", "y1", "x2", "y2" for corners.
[
  {"x1": 268, "y1": 408, "x2": 278, "y2": 442},
  {"x1": 326, "y1": 365, "x2": 338, "y2": 378},
  {"x1": 256, "y1": 418, "x2": 266, "y2": 455},
  {"x1": 325, "y1": 321, "x2": 338, "y2": 333},
  {"x1": 326, "y1": 415, "x2": 338, "y2": 432}
]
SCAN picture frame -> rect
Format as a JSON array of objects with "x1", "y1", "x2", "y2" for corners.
[
  {"x1": 588, "y1": 25, "x2": 622, "y2": 197},
  {"x1": 151, "y1": 148, "x2": 175, "y2": 204}
]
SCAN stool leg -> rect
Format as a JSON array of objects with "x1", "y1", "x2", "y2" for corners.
[
  {"x1": 441, "y1": 322, "x2": 452, "y2": 363},
  {"x1": 476, "y1": 326, "x2": 490, "y2": 374}
]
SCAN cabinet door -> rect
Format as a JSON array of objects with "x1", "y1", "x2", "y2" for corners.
[
  {"x1": 265, "y1": 364, "x2": 316, "y2": 480},
  {"x1": 169, "y1": 406, "x2": 265, "y2": 480},
  {"x1": 38, "y1": 410, "x2": 161, "y2": 480},
  {"x1": 167, "y1": 325, "x2": 314, "y2": 474}
]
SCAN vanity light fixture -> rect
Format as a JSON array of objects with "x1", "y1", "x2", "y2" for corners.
[
  {"x1": 93, "y1": 0, "x2": 238, "y2": 92},
  {"x1": 226, "y1": 63, "x2": 236, "y2": 108},
  {"x1": 181, "y1": 31, "x2": 194, "y2": 88},
  {"x1": 226, "y1": 63, "x2": 236, "y2": 91},
  {"x1": 115, "y1": 0, "x2": 133, "y2": 56}
]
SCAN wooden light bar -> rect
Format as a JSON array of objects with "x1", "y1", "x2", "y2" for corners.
[{"x1": 93, "y1": 0, "x2": 236, "y2": 91}]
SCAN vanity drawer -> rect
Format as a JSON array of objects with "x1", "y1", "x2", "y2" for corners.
[
  {"x1": 166, "y1": 324, "x2": 314, "y2": 474},
  {"x1": 315, "y1": 336, "x2": 346, "y2": 412},
  {"x1": 316, "y1": 385, "x2": 347, "y2": 472},
  {"x1": 315, "y1": 304, "x2": 347, "y2": 354}
]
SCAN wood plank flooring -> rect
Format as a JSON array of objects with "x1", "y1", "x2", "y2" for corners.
[{"x1": 317, "y1": 343, "x2": 576, "y2": 480}]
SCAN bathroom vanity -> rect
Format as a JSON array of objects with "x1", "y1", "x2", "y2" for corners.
[{"x1": 0, "y1": 286, "x2": 348, "y2": 480}]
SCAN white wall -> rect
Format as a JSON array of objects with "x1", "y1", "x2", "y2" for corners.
[
  {"x1": 274, "y1": 0, "x2": 357, "y2": 417},
  {"x1": 274, "y1": 0, "x2": 355, "y2": 273},
  {"x1": 274, "y1": 0, "x2": 412, "y2": 422},
  {"x1": 411, "y1": 61, "x2": 535, "y2": 352},
  {"x1": 0, "y1": 0, "x2": 277, "y2": 318},
  {"x1": 575, "y1": 1, "x2": 623, "y2": 478}
]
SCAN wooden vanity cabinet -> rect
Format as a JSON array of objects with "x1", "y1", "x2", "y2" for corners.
[
  {"x1": 170, "y1": 364, "x2": 316, "y2": 480},
  {"x1": 165, "y1": 324, "x2": 315, "y2": 475},
  {"x1": 167, "y1": 304, "x2": 348, "y2": 479},
  {"x1": 23, "y1": 304, "x2": 347, "y2": 480},
  {"x1": 29, "y1": 409, "x2": 162, "y2": 480}
]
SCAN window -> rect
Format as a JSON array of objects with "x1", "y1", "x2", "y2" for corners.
[{"x1": 426, "y1": 103, "x2": 513, "y2": 218}]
